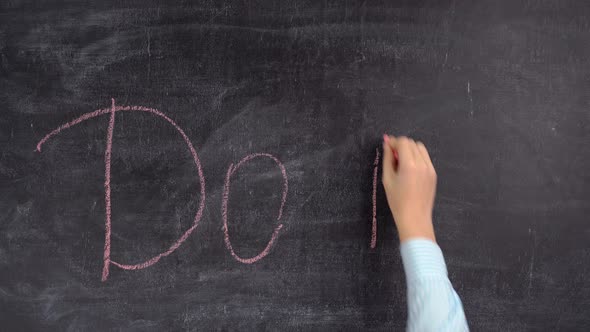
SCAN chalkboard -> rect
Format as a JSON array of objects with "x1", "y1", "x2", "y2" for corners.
[{"x1": 1, "y1": 0, "x2": 589, "y2": 330}]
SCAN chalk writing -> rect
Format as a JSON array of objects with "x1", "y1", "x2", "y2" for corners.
[
  {"x1": 102, "y1": 99, "x2": 116, "y2": 281},
  {"x1": 37, "y1": 100, "x2": 207, "y2": 281},
  {"x1": 36, "y1": 100, "x2": 398, "y2": 280},
  {"x1": 371, "y1": 137, "x2": 398, "y2": 248},
  {"x1": 221, "y1": 153, "x2": 288, "y2": 264},
  {"x1": 370, "y1": 148, "x2": 380, "y2": 249},
  {"x1": 37, "y1": 100, "x2": 291, "y2": 281}
]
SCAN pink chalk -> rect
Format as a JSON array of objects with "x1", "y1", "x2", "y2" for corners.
[
  {"x1": 101, "y1": 99, "x2": 116, "y2": 281},
  {"x1": 221, "y1": 153, "x2": 288, "y2": 264},
  {"x1": 370, "y1": 148, "x2": 380, "y2": 249},
  {"x1": 36, "y1": 100, "x2": 206, "y2": 281}
]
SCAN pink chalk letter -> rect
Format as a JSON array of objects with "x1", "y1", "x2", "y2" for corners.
[
  {"x1": 36, "y1": 99, "x2": 206, "y2": 281},
  {"x1": 371, "y1": 148, "x2": 380, "y2": 249},
  {"x1": 222, "y1": 153, "x2": 288, "y2": 264},
  {"x1": 102, "y1": 98, "x2": 116, "y2": 280}
]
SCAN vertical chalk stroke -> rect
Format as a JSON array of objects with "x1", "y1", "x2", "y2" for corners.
[
  {"x1": 222, "y1": 153, "x2": 288, "y2": 264},
  {"x1": 102, "y1": 98, "x2": 116, "y2": 281},
  {"x1": 36, "y1": 100, "x2": 206, "y2": 281},
  {"x1": 370, "y1": 148, "x2": 380, "y2": 249},
  {"x1": 528, "y1": 227, "x2": 536, "y2": 297},
  {"x1": 467, "y1": 80, "x2": 474, "y2": 117}
]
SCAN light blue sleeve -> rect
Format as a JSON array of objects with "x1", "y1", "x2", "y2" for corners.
[{"x1": 400, "y1": 239, "x2": 469, "y2": 332}]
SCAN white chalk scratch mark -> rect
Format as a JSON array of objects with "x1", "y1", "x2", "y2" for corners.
[
  {"x1": 147, "y1": 29, "x2": 151, "y2": 57},
  {"x1": 295, "y1": 192, "x2": 317, "y2": 215},
  {"x1": 146, "y1": 28, "x2": 151, "y2": 80},
  {"x1": 467, "y1": 80, "x2": 473, "y2": 117},
  {"x1": 443, "y1": 51, "x2": 448, "y2": 67},
  {"x1": 528, "y1": 228, "x2": 536, "y2": 296}
]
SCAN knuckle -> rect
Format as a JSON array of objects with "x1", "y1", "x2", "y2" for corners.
[{"x1": 405, "y1": 161, "x2": 416, "y2": 170}]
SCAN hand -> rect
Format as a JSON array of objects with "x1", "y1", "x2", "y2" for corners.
[{"x1": 382, "y1": 135, "x2": 437, "y2": 243}]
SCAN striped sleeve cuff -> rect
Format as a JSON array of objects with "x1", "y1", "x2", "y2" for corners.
[{"x1": 400, "y1": 238, "x2": 448, "y2": 282}]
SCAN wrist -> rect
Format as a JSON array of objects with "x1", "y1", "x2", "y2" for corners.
[{"x1": 395, "y1": 217, "x2": 436, "y2": 243}]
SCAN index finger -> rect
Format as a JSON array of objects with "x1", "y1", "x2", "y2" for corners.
[{"x1": 388, "y1": 136, "x2": 414, "y2": 167}]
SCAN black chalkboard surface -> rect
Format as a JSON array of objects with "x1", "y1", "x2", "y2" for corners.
[{"x1": 1, "y1": 0, "x2": 589, "y2": 330}]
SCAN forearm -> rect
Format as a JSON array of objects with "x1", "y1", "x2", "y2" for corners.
[{"x1": 401, "y1": 239, "x2": 469, "y2": 332}]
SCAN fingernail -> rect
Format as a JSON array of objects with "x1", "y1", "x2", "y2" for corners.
[{"x1": 383, "y1": 134, "x2": 389, "y2": 142}]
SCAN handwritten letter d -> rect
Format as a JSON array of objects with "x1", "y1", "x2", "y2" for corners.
[{"x1": 36, "y1": 99, "x2": 206, "y2": 281}]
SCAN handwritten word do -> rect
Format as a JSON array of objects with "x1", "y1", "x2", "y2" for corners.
[{"x1": 36, "y1": 99, "x2": 288, "y2": 281}]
